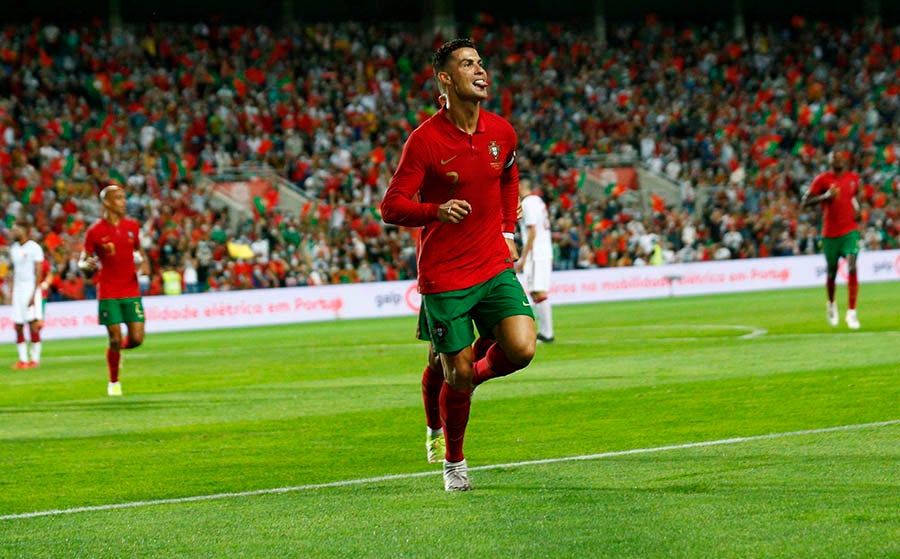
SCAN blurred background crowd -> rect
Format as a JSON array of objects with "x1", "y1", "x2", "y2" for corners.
[{"x1": 1, "y1": 16, "x2": 899, "y2": 300}]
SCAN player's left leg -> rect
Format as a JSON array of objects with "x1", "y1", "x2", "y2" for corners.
[
  {"x1": 26, "y1": 290, "x2": 43, "y2": 367},
  {"x1": 472, "y1": 315, "x2": 536, "y2": 386},
  {"x1": 471, "y1": 270, "x2": 536, "y2": 386},
  {"x1": 530, "y1": 259, "x2": 554, "y2": 342},
  {"x1": 11, "y1": 289, "x2": 30, "y2": 368},
  {"x1": 532, "y1": 291, "x2": 554, "y2": 342},
  {"x1": 822, "y1": 239, "x2": 840, "y2": 327},
  {"x1": 123, "y1": 321, "x2": 145, "y2": 350},
  {"x1": 845, "y1": 251, "x2": 860, "y2": 329},
  {"x1": 27, "y1": 320, "x2": 41, "y2": 367}
]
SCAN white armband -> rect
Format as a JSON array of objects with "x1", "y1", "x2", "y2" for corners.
[{"x1": 502, "y1": 232, "x2": 515, "y2": 240}]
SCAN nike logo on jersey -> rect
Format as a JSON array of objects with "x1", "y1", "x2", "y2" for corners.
[
  {"x1": 523, "y1": 301, "x2": 531, "y2": 307},
  {"x1": 441, "y1": 155, "x2": 459, "y2": 165}
]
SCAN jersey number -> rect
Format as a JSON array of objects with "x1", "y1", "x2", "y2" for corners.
[{"x1": 446, "y1": 172, "x2": 459, "y2": 196}]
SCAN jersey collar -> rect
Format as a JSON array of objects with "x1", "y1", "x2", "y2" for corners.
[{"x1": 438, "y1": 106, "x2": 486, "y2": 136}]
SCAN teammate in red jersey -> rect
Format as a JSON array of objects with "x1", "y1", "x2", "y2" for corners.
[
  {"x1": 79, "y1": 185, "x2": 150, "y2": 396},
  {"x1": 802, "y1": 150, "x2": 861, "y2": 329},
  {"x1": 381, "y1": 38, "x2": 536, "y2": 491}
]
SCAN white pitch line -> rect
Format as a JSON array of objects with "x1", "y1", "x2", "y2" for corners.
[{"x1": 2, "y1": 419, "x2": 897, "y2": 522}]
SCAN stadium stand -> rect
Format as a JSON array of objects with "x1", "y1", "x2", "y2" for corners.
[{"x1": 0, "y1": 18, "x2": 898, "y2": 300}]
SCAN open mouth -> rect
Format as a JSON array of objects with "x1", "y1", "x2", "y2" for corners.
[{"x1": 473, "y1": 79, "x2": 488, "y2": 91}]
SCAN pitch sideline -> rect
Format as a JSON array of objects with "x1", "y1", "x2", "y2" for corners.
[{"x1": 2, "y1": 419, "x2": 897, "y2": 521}]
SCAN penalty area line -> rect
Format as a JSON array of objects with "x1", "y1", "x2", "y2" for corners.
[{"x1": 2, "y1": 419, "x2": 897, "y2": 521}]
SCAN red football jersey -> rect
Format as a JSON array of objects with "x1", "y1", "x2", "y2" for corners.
[
  {"x1": 807, "y1": 171, "x2": 860, "y2": 238},
  {"x1": 83, "y1": 217, "x2": 141, "y2": 299},
  {"x1": 381, "y1": 107, "x2": 519, "y2": 294}
]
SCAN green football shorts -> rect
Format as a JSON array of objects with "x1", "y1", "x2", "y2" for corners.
[
  {"x1": 417, "y1": 269, "x2": 534, "y2": 354},
  {"x1": 822, "y1": 230, "x2": 860, "y2": 270},
  {"x1": 99, "y1": 297, "x2": 146, "y2": 326}
]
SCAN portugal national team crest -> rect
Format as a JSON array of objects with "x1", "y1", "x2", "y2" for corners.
[
  {"x1": 488, "y1": 141, "x2": 501, "y2": 161},
  {"x1": 432, "y1": 322, "x2": 447, "y2": 343}
]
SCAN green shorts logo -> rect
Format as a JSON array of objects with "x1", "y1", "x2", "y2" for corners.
[{"x1": 433, "y1": 322, "x2": 447, "y2": 342}]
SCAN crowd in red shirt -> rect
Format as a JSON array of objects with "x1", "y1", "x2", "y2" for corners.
[{"x1": 0, "y1": 17, "x2": 898, "y2": 300}]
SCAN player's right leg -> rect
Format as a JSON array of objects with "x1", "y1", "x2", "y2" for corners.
[
  {"x1": 423, "y1": 344, "x2": 445, "y2": 463},
  {"x1": 417, "y1": 307, "x2": 446, "y2": 462},
  {"x1": 845, "y1": 251, "x2": 860, "y2": 329},
  {"x1": 12, "y1": 323, "x2": 29, "y2": 369},
  {"x1": 100, "y1": 300, "x2": 127, "y2": 396},
  {"x1": 823, "y1": 240, "x2": 839, "y2": 327},
  {"x1": 421, "y1": 289, "x2": 479, "y2": 490},
  {"x1": 11, "y1": 288, "x2": 30, "y2": 368},
  {"x1": 105, "y1": 323, "x2": 124, "y2": 396},
  {"x1": 439, "y1": 347, "x2": 475, "y2": 491}
]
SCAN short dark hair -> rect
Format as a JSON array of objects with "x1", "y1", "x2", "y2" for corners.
[{"x1": 433, "y1": 38, "x2": 476, "y2": 73}]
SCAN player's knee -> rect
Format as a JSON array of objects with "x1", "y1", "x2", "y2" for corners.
[
  {"x1": 445, "y1": 364, "x2": 474, "y2": 391},
  {"x1": 128, "y1": 335, "x2": 144, "y2": 349},
  {"x1": 508, "y1": 341, "x2": 535, "y2": 367}
]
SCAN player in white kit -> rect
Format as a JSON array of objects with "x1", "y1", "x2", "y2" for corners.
[
  {"x1": 8, "y1": 221, "x2": 46, "y2": 369},
  {"x1": 516, "y1": 179, "x2": 555, "y2": 342}
]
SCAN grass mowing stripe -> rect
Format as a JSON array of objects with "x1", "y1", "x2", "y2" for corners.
[{"x1": 4, "y1": 418, "x2": 896, "y2": 522}]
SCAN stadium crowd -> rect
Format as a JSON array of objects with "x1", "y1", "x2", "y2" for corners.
[{"x1": 1, "y1": 16, "x2": 899, "y2": 299}]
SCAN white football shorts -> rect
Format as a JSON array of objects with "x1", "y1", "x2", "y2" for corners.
[
  {"x1": 11, "y1": 283, "x2": 43, "y2": 324},
  {"x1": 522, "y1": 258, "x2": 552, "y2": 294}
]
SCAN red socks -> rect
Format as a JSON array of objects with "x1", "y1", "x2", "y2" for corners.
[
  {"x1": 107, "y1": 349, "x2": 120, "y2": 383},
  {"x1": 422, "y1": 365, "x2": 444, "y2": 430},
  {"x1": 473, "y1": 336, "x2": 492, "y2": 361},
  {"x1": 848, "y1": 270, "x2": 858, "y2": 309},
  {"x1": 433, "y1": 339, "x2": 523, "y2": 462},
  {"x1": 473, "y1": 343, "x2": 521, "y2": 386},
  {"x1": 439, "y1": 383, "x2": 471, "y2": 463}
]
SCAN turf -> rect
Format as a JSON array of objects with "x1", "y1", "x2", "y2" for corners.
[{"x1": 1, "y1": 282, "x2": 899, "y2": 557}]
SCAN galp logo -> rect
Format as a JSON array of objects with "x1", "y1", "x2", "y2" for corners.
[
  {"x1": 374, "y1": 292, "x2": 402, "y2": 308},
  {"x1": 405, "y1": 283, "x2": 421, "y2": 312}
]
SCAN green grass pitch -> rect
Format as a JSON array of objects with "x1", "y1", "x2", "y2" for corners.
[{"x1": 1, "y1": 283, "x2": 899, "y2": 557}]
